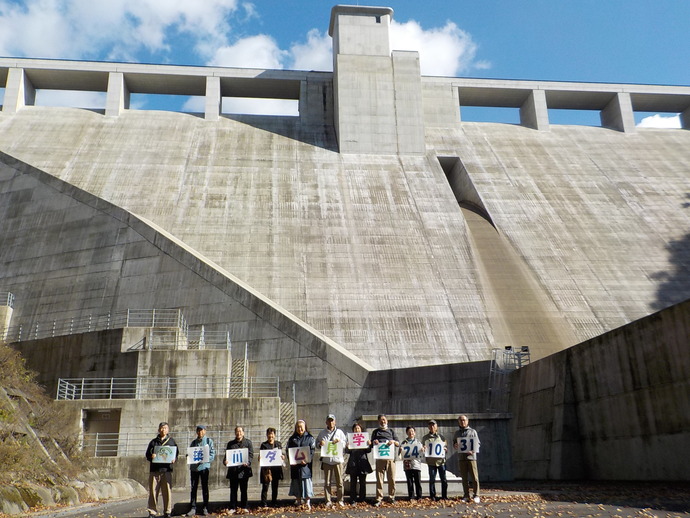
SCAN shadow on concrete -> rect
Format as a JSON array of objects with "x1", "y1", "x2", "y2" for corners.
[
  {"x1": 650, "y1": 193, "x2": 690, "y2": 311},
  {"x1": 222, "y1": 114, "x2": 339, "y2": 152}
]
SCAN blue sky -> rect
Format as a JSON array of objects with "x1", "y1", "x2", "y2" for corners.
[{"x1": 1, "y1": 0, "x2": 688, "y2": 126}]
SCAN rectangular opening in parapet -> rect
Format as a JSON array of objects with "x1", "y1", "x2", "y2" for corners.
[
  {"x1": 460, "y1": 106, "x2": 520, "y2": 124},
  {"x1": 547, "y1": 108, "x2": 601, "y2": 127},
  {"x1": 82, "y1": 408, "x2": 121, "y2": 457},
  {"x1": 130, "y1": 93, "x2": 204, "y2": 114},
  {"x1": 0, "y1": 87, "x2": 4, "y2": 108},
  {"x1": 34, "y1": 89, "x2": 106, "y2": 111},
  {"x1": 634, "y1": 111, "x2": 682, "y2": 129},
  {"x1": 222, "y1": 97, "x2": 299, "y2": 116}
]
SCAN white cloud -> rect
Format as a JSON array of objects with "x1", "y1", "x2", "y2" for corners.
[
  {"x1": 210, "y1": 34, "x2": 286, "y2": 69},
  {"x1": 0, "y1": 0, "x2": 240, "y2": 60},
  {"x1": 289, "y1": 29, "x2": 332, "y2": 72},
  {"x1": 390, "y1": 20, "x2": 485, "y2": 76},
  {"x1": 637, "y1": 114, "x2": 681, "y2": 129}
]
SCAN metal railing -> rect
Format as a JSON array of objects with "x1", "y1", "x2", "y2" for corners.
[
  {"x1": 4, "y1": 309, "x2": 232, "y2": 350},
  {"x1": 3, "y1": 308, "x2": 186, "y2": 342},
  {"x1": 57, "y1": 376, "x2": 279, "y2": 401},
  {"x1": 83, "y1": 428, "x2": 268, "y2": 457},
  {"x1": 0, "y1": 292, "x2": 14, "y2": 308}
]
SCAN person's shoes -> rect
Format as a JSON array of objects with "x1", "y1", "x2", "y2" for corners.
[
  {"x1": 163, "y1": 514, "x2": 170, "y2": 518},
  {"x1": 228, "y1": 509, "x2": 236, "y2": 515},
  {"x1": 148, "y1": 512, "x2": 157, "y2": 518},
  {"x1": 305, "y1": 500, "x2": 311, "y2": 510},
  {"x1": 389, "y1": 497, "x2": 395, "y2": 504},
  {"x1": 242, "y1": 508, "x2": 249, "y2": 514},
  {"x1": 201, "y1": 508, "x2": 209, "y2": 516},
  {"x1": 187, "y1": 508, "x2": 197, "y2": 516},
  {"x1": 325, "y1": 501, "x2": 333, "y2": 508},
  {"x1": 374, "y1": 500, "x2": 382, "y2": 507},
  {"x1": 473, "y1": 496, "x2": 481, "y2": 503},
  {"x1": 462, "y1": 496, "x2": 470, "y2": 503},
  {"x1": 338, "y1": 501, "x2": 346, "y2": 508}
]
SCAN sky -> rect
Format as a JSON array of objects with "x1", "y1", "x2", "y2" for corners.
[{"x1": 0, "y1": 0, "x2": 688, "y2": 127}]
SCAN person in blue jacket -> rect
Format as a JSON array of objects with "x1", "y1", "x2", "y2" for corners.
[{"x1": 187, "y1": 425, "x2": 215, "y2": 516}]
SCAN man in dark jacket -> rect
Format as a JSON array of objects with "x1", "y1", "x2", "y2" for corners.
[
  {"x1": 224, "y1": 426, "x2": 254, "y2": 513},
  {"x1": 145, "y1": 422, "x2": 179, "y2": 518},
  {"x1": 371, "y1": 414, "x2": 399, "y2": 506}
]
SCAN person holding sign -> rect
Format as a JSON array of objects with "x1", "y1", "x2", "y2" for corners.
[
  {"x1": 371, "y1": 414, "x2": 400, "y2": 506},
  {"x1": 344, "y1": 422, "x2": 372, "y2": 504},
  {"x1": 145, "y1": 421, "x2": 179, "y2": 518},
  {"x1": 286, "y1": 419, "x2": 315, "y2": 510},
  {"x1": 259, "y1": 427, "x2": 284, "y2": 507},
  {"x1": 422, "y1": 419, "x2": 448, "y2": 501},
  {"x1": 186, "y1": 425, "x2": 215, "y2": 517},
  {"x1": 316, "y1": 414, "x2": 347, "y2": 508},
  {"x1": 453, "y1": 415, "x2": 481, "y2": 503},
  {"x1": 224, "y1": 426, "x2": 254, "y2": 513},
  {"x1": 399, "y1": 426, "x2": 423, "y2": 500}
]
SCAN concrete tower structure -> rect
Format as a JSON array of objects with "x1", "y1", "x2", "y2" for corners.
[{"x1": 1, "y1": 5, "x2": 689, "y2": 485}]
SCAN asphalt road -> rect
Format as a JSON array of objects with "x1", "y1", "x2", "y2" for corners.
[{"x1": 32, "y1": 482, "x2": 690, "y2": 518}]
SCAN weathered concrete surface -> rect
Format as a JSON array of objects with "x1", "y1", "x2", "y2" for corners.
[
  {"x1": 0, "y1": 153, "x2": 371, "y2": 429},
  {"x1": 0, "y1": 478, "x2": 145, "y2": 516},
  {"x1": 1, "y1": 107, "x2": 689, "y2": 370},
  {"x1": 509, "y1": 298, "x2": 690, "y2": 480}
]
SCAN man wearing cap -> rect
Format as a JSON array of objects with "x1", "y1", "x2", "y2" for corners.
[
  {"x1": 421, "y1": 420, "x2": 448, "y2": 501},
  {"x1": 316, "y1": 414, "x2": 347, "y2": 507},
  {"x1": 187, "y1": 425, "x2": 216, "y2": 516},
  {"x1": 145, "y1": 422, "x2": 179, "y2": 518}
]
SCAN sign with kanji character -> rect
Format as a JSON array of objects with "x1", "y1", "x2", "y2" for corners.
[
  {"x1": 260, "y1": 448, "x2": 283, "y2": 467},
  {"x1": 225, "y1": 448, "x2": 249, "y2": 466},
  {"x1": 186, "y1": 445, "x2": 210, "y2": 464},
  {"x1": 347, "y1": 432, "x2": 370, "y2": 449},
  {"x1": 425, "y1": 438, "x2": 446, "y2": 458},
  {"x1": 320, "y1": 440, "x2": 344, "y2": 462},
  {"x1": 373, "y1": 442, "x2": 395, "y2": 460},
  {"x1": 288, "y1": 446, "x2": 313, "y2": 465}
]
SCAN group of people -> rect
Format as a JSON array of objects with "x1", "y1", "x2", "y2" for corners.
[{"x1": 144, "y1": 414, "x2": 481, "y2": 517}]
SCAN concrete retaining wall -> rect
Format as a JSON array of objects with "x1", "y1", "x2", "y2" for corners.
[
  {"x1": 510, "y1": 299, "x2": 690, "y2": 480},
  {"x1": 0, "y1": 478, "x2": 145, "y2": 516}
]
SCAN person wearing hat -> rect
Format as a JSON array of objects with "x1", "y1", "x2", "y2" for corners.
[
  {"x1": 316, "y1": 414, "x2": 347, "y2": 507},
  {"x1": 187, "y1": 425, "x2": 216, "y2": 516},
  {"x1": 421, "y1": 420, "x2": 448, "y2": 501}
]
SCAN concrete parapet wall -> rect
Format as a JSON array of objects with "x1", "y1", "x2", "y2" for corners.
[{"x1": 510, "y1": 299, "x2": 690, "y2": 480}]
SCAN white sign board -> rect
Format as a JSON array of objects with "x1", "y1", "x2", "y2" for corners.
[
  {"x1": 288, "y1": 446, "x2": 313, "y2": 465},
  {"x1": 153, "y1": 445, "x2": 177, "y2": 463},
  {"x1": 259, "y1": 448, "x2": 283, "y2": 467},
  {"x1": 425, "y1": 439, "x2": 446, "y2": 459},
  {"x1": 400, "y1": 442, "x2": 422, "y2": 459},
  {"x1": 320, "y1": 440, "x2": 344, "y2": 462},
  {"x1": 225, "y1": 448, "x2": 249, "y2": 466},
  {"x1": 347, "y1": 432, "x2": 370, "y2": 449},
  {"x1": 186, "y1": 445, "x2": 210, "y2": 464},
  {"x1": 373, "y1": 442, "x2": 395, "y2": 460},
  {"x1": 457, "y1": 437, "x2": 477, "y2": 453}
]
